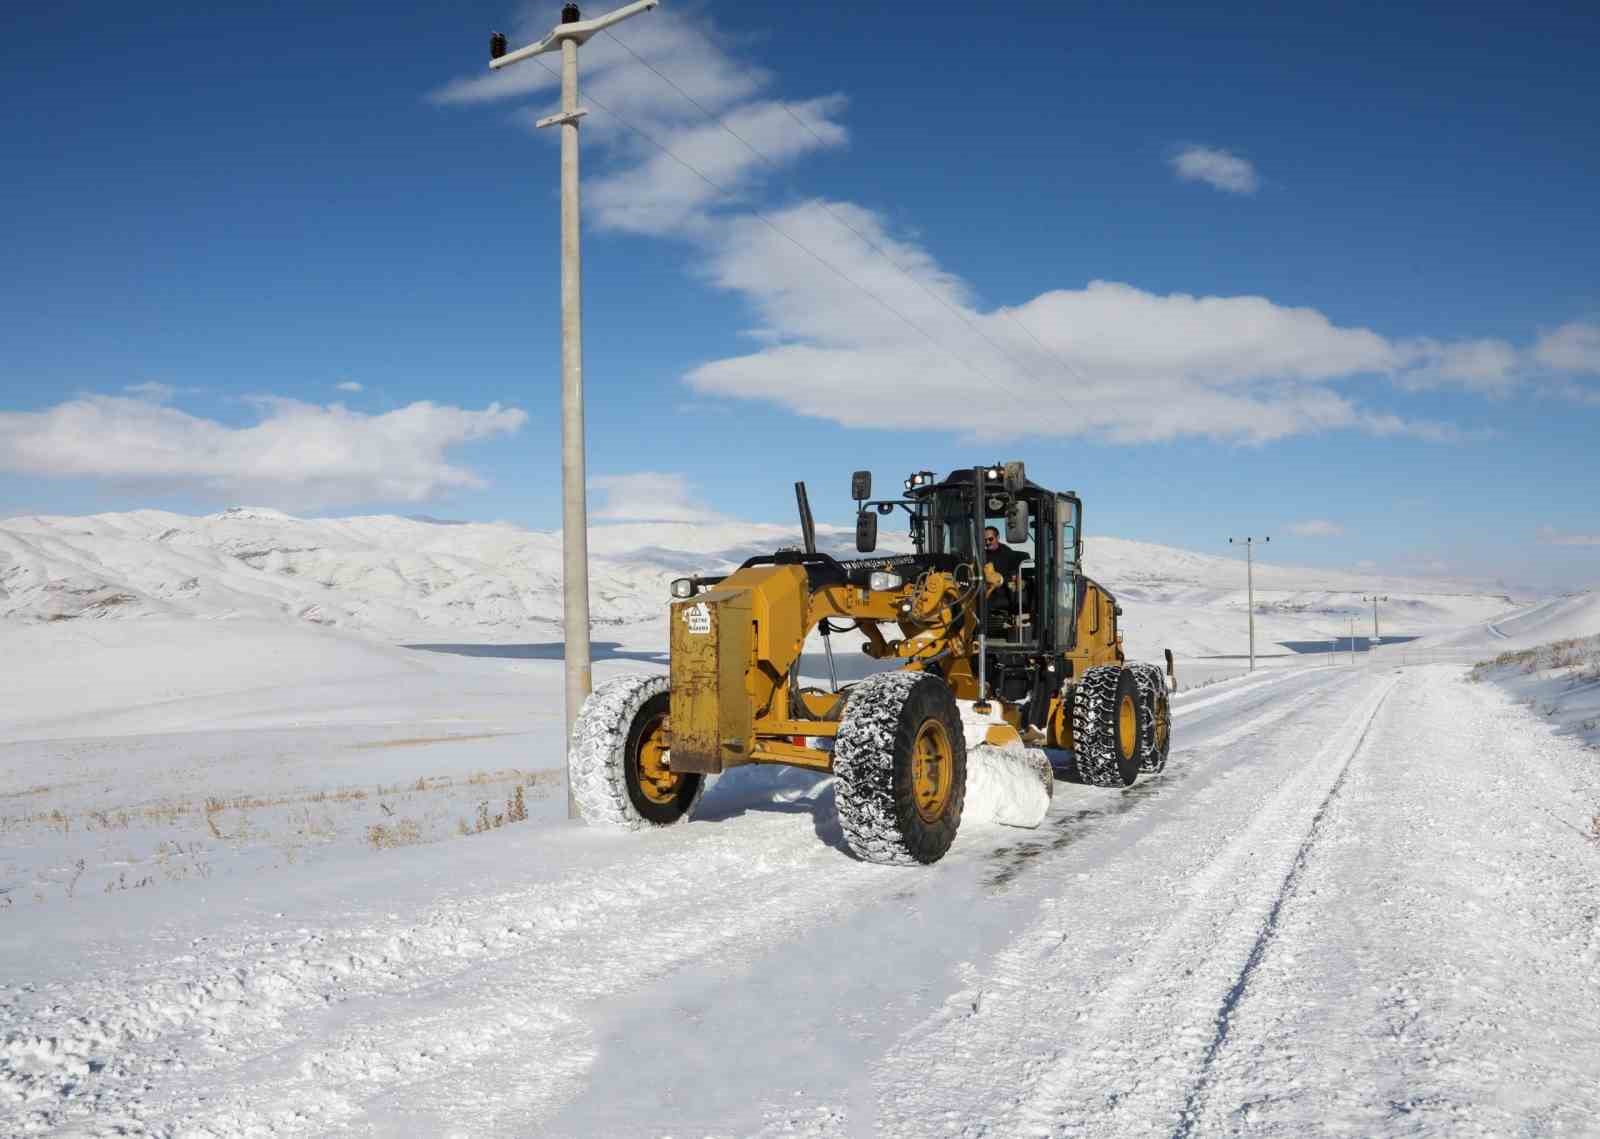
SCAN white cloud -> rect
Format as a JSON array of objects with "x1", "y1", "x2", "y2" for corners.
[
  {"x1": 1537, "y1": 526, "x2": 1600, "y2": 547},
  {"x1": 430, "y1": 7, "x2": 850, "y2": 241},
  {"x1": 1397, "y1": 337, "x2": 1521, "y2": 395},
  {"x1": 1170, "y1": 145, "x2": 1259, "y2": 194},
  {"x1": 0, "y1": 395, "x2": 525, "y2": 508},
  {"x1": 590, "y1": 472, "x2": 724, "y2": 523},
  {"x1": 1289, "y1": 519, "x2": 1344, "y2": 537},
  {"x1": 584, "y1": 95, "x2": 847, "y2": 236},
  {"x1": 124, "y1": 381, "x2": 177, "y2": 402},
  {"x1": 429, "y1": 8, "x2": 1586, "y2": 445},
  {"x1": 335, "y1": 380, "x2": 364, "y2": 393},
  {"x1": 1534, "y1": 321, "x2": 1600, "y2": 375},
  {"x1": 1550, "y1": 380, "x2": 1600, "y2": 406},
  {"x1": 685, "y1": 235, "x2": 1466, "y2": 442}
]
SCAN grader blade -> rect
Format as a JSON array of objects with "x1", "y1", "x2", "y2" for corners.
[{"x1": 964, "y1": 743, "x2": 1053, "y2": 829}]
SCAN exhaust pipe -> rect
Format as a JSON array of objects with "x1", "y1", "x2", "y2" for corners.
[{"x1": 794, "y1": 482, "x2": 838, "y2": 692}]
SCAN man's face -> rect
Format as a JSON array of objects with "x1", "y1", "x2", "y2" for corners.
[{"x1": 985, "y1": 530, "x2": 999, "y2": 550}]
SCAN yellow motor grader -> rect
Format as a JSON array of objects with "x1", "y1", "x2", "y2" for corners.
[{"x1": 570, "y1": 463, "x2": 1174, "y2": 864}]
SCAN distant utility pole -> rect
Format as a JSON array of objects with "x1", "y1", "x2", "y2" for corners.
[
  {"x1": 1362, "y1": 594, "x2": 1388, "y2": 644},
  {"x1": 1349, "y1": 615, "x2": 1357, "y2": 666},
  {"x1": 1228, "y1": 536, "x2": 1269, "y2": 672},
  {"x1": 489, "y1": 0, "x2": 660, "y2": 820}
]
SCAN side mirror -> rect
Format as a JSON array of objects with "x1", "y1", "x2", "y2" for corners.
[
  {"x1": 851, "y1": 470, "x2": 872, "y2": 501},
  {"x1": 1005, "y1": 500, "x2": 1029, "y2": 544},
  {"x1": 855, "y1": 510, "x2": 878, "y2": 552},
  {"x1": 1002, "y1": 461, "x2": 1026, "y2": 495}
]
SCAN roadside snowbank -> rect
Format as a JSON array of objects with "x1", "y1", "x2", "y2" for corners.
[{"x1": 1469, "y1": 629, "x2": 1600, "y2": 753}]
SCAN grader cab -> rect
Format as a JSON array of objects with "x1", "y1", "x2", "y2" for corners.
[{"x1": 569, "y1": 463, "x2": 1174, "y2": 864}]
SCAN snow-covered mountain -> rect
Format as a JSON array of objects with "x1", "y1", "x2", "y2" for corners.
[
  {"x1": 0, "y1": 508, "x2": 824, "y2": 634},
  {"x1": 0, "y1": 508, "x2": 1524, "y2": 659}
]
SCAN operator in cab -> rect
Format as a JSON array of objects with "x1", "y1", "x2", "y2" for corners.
[
  {"x1": 984, "y1": 526, "x2": 1026, "y2": 580},
  {"x1": 983, "y1": 525, "x2": 1028, "y2": 633}
]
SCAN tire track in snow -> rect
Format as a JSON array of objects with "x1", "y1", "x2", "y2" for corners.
[
  {"x1": 866, "y1": 669, "x2": 1386, "y2": 1135},
  {"x1": 1167, "y1": 675, "x2": 1396, "y2": 1137},
  {"x1": 978, "y1": 672, "x2": 1350, "y2": 893},
  {"x1": 1185, "y1": 668, "x2": 1600, "y2": 1134},
  {"x1": 1006, "y1": 675, "x2": 1399, "y2": 1137},
  {"x1": 1169, "y1": 668, "x2": 1298, "y2": 719}
]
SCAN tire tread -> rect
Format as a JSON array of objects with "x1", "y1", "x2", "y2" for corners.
[{"x1": 833, "y1": 672, "x2": 966, "y2": 865}]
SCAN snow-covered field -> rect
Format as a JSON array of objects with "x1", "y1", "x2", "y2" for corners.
[{"x1": 3, "y1": 510, "x2": 1598, "y2": 1136}]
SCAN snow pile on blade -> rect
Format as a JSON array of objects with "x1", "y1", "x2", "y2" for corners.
[
  {"x1": 964, "y1": 744, "x2": 1054, "y2": 829},
  {"x1": 954, "y1": 701, "x2": 1054, "y2": 828}
]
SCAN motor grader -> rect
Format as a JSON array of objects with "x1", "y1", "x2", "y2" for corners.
[{"x1": 570, "y1": 462, "x2": 1174, "y2": 864}]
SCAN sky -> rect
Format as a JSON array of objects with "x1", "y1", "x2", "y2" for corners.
[{"x1": 2, "y1": 1, "x2": 1598, "y2": 593}]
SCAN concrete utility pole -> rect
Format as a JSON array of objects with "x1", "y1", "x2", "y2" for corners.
[
  {"x1": 1228, "y1": 536, "x2": 1269, "y2": 672},
  {"x1": 489, "y1": 0, "x2": 659, "y2": 819},
  {"x1": 1349, "y1": 616, "x2": 1357, "y2": 666},
  {"x1": 1362, "y1": 594, "x2": 1388, "y2": 644}
]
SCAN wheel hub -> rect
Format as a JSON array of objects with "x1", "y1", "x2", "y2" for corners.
[
  {"x1": 1118, "y1": 693, "x2": 1138, "y2": 760},
  {"x1": 910, "y1": 720, "x2": 954, "y2": 823},
  {"x1": 633, "y1": 714, "x2": 681, "y2": 805}
]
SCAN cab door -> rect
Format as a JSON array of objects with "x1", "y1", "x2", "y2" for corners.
[{"x1": 1053, "y1": 495, "x2": 1081, "y2": 654}]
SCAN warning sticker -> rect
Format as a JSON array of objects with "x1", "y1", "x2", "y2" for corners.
[{"x1": 682, "y1": 601, "x2": 711, "y2": 635}]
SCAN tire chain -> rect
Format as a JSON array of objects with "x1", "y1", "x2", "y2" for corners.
[
  {"x1": 1131, "y1": 662, "x2": 1173, "y2": 774},
  {"x1": 569, "y1": 674, "x2": 705, "y2": 829},
  {"x1": 1070, "y1": 664, "x2": 1132, "y2": 787}
]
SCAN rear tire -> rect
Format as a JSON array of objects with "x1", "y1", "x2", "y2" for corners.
[
  {"x1": 1130, "y1": 662, "x2": 1172, "y2": 774},
  {"x1": 570, "y1": 675, "x2": 704, "y2": 829},
  {"x1": 1070, "y1": 665, "x2": 1143, "y2": 787},
  {"x1": 833, "y1": 672, "x2": 967, "y2": 865}
]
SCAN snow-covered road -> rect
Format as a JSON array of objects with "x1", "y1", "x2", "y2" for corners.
[{"x1": 5, "y1": 662, "x2": 1599, "y2": 1137}]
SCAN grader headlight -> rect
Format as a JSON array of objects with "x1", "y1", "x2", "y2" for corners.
[
  {"x1": 868, "y1": 571, "x2": 903, "y2": 591},
  {"x1": 670, "y1": 577, "x2": 696, "y2": 599}
]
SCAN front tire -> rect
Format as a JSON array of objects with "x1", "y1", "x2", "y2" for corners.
[
  {"x1": 833, "y1": 672, "x2": 967, "y2": 865},
  {"x1": 1070, "y1": 665, "x2": 1143, "y2": 787},
  {"x1": 570, "y1": 675, "x2": 704, "y2": 829}
]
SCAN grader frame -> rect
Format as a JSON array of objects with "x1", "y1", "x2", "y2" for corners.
[
  {"x1": 665, "y1": 465, "x2": 1142, "y2": 775},
  {"x1": 570, "y1": 462, "x2": 1175, "y2": 864}
]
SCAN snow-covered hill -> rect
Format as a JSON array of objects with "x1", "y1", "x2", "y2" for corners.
[
  {"x1": 0, "y1": 508, "x2": 844, "y2": 635},
  {"x1": 0, "y1": 509, "x2": 1524, "y2": 661},
  {"x1": 1425, "y1": 589, "x2": 1600, "y2": 653}
]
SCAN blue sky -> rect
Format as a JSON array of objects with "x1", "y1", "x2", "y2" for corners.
[{"x1": 2, "y1": 1, "x2": 1598, "y2": 591}]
